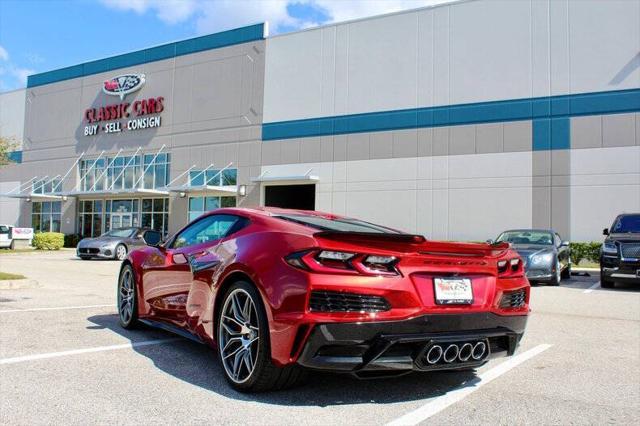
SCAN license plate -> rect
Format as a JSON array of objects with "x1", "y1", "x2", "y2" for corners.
[{"x1": 434, "y1": 278, "x2": 473, "y2": 305}]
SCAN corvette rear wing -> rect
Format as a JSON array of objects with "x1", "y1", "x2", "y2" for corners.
[{"x1": 314, "y1": 231, "x2": 511, "y2": 257}]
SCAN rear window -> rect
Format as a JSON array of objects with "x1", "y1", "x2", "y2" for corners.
[{"x1": 275, "y1": 214, "x2": 398, "y2": 234}]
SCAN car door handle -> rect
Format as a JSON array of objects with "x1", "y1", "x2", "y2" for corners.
[{"x1": 187, "y1": 253, "x2": 221, "y2": 273}]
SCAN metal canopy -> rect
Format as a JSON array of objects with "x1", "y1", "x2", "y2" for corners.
[
  {"x1": 5, "y1": 193, "x2": 65, "y2": 201},
  {"x1": 251, "y1": 169, "x2": 319, "y2": 183},
  {"x1": 165, "y1": 184, "x2": 238, "y2": 196}
]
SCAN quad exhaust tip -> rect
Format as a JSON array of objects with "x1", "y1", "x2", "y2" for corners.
[
  {"x1": 472, "y1": 341, "x2": 487, "y2": 360},
  {"x1": 424, "y1": 341, "x2": 488, "y2": 365},
  {"x1": 443, "y1": 344, "x2": 459, "y2": 363},
  {"x1": 426, "y1": 345, "x2": 443, "y2": 364}
]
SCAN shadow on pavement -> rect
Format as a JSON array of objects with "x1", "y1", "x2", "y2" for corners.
[{"x1": 87, "y1": 313, "x2": 477, "y2": 406}]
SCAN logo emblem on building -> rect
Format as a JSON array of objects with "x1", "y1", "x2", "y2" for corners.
[{"x1": 102, "y1": 74, "x2": 146, "y2": 100}]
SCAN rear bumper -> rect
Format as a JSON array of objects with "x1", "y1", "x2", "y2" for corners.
[{"x1": 296, "y1": 312, "x2": 527, "y2": 377}]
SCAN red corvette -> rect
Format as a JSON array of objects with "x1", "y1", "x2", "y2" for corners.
[{"x1": 118, "y1": 207, "x2": 530, "y2": 392}]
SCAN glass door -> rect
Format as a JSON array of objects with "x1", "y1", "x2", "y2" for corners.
[{"x1": 109, "y1": 213, "x2": 132, "y2": 230}]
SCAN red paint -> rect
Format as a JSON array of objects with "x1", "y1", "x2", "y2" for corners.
[
  {"x1": 124, "y1": 207, "x2": 530, "y2": 366},
  {"x1": 84, "y1": 97, "x2": 163, "y2": 123}
]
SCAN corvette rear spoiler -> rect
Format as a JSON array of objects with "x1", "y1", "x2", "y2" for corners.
[{"x1": 314, "y1": 231, "x2": 511, "y2": 257}]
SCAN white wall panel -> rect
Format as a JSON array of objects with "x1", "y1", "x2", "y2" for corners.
[
  {"x1": 0, "y1": 89, "x2": 26, "y2": 144},
  {"x1": 449, "y1": 0, "x2": 532, "y2": 104},
  {"x1": 569, "y1": 0, "x2": 640, "y2": 93},
  {"x1": 570, "y1": 146, "x2": 640, "y2": 241}
]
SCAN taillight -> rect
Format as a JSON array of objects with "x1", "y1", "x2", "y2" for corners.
[
  {"x1": 498, "y1": 258, "x2": 523, "y2": 276},
  {"x1": 285, "y1": 250, "x2": 399, "y2": 276}
]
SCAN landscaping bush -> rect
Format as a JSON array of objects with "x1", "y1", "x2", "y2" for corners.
[
  {"x1": 32, "y1": 232, "x2": 65, "y2": 250},
  {"x1": 64, "y1": 233, "x2": 82, "y2": 248},
  {"x1": 570, "y1": 242, "x2": 602, "y2": 265}
]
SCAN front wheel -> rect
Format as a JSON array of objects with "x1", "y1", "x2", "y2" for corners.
[
  {"x1": 118, "y1": 265, "x2": 139, "y2": 329},
  {"x1": 600, "y1": 270, "x2": 614, "y2": 289},
  {"x1": 115, "y1": 244, "x2": 128, "y2": 261},
  {"x1": 561, "y1": 260, "x2": 571, "y2": 280},
  {"x1": 217, "y1": 281, "x2": 304, "y2": 392}
]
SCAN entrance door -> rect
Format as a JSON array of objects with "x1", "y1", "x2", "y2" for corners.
[
  {"x1": 264, "y1": 184, "x2": 315, "y2": 210},
  {"x1": 110, "y1": 213, "x2": 133, "y2": 230}
]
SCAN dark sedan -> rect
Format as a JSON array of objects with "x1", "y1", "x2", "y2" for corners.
[
  {"x1": 77, "y1": 227, "x2": 162, "y2": 260},
  {"x1": 491, "y1": 229, "x2": 571, "y2": 286},
  {"x1": 601, "y1": 213, "x2": 640, "y2": 288}
]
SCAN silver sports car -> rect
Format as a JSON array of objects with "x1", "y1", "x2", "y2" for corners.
[
  {"x1": 76, "y1": 227, "x2": 162, "y2": 260},
  {"x1": 490, "y1": 229, "x2": 571, "y2": 286}
]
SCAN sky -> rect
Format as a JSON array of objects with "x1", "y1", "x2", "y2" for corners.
[{"x1": 0, "y1": 0, "x2": 452, "y2": 92}]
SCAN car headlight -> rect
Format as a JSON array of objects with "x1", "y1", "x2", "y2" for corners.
[
  {"x1": 530, "y1": 253, "x2": 553, "y2": 265},
  {"x1": 602, "y1": 242, "x2": 617, "y2": 255}
]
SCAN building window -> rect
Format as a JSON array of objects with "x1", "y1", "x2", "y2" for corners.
[
  {"x1": 189, "y1": 168, "x2": 237, "y2": 186},
  {"x1": 32, "y1": 201, "x2": 62, "y2": 233},
  {"x1": 107, "y1": 155, "x2": 141, "y2": 191},
  {"x1": 141, "y1": 198, "x2": 169, "y2": 235},
  {"x1": 79, "y1": 153, "x2": 169, "y2": 192},
  {"x1": 79, "y1": 158, "x2": 106, "y2": 191},
  {"x1": 78, "y1": 200, "x2": 103, "y2": 237},
  {"x1": 143, "y1": 153, "x2": 170, "y2": 189},
  {"x1": 188, "y1": 196, "x2": 236, "y2": 222},
  {"x1": 33, "y1": 178, "x2": 62, "y2": 194}
]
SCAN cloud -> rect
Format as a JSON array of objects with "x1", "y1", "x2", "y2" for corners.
[
  {"x1": 0, "y1": 45, "x2": 9, "y2": 61},
  {"x1": 0, "y1": 45, "x2": 35, "y2": 90},
  {"x1": 99, "y1": 0, "x2": 451, "y2": 35}
]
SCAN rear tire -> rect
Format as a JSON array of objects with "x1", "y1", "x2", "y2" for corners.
[
  {"x1": 118, "y1": 264, "x2": 139, "y2": 329},
  {"x1": 9, "y1": 240, "x2": 15, "y2": 250},
  {"x1": 216, "y1": 280, "x2": 304, "y2": 392}
]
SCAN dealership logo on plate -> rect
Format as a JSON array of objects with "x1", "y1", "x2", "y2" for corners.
[{"x1": 102, "y1": 74, "x2": 146, "y2": 100}]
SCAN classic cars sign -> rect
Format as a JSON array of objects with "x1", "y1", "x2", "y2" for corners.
[{"x1": 83, "y1": 73, "x2": 164, "y2": 137}]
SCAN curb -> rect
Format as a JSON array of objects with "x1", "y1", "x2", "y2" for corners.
[{"x1": 0, "y1": 279, "x2": 41, "y2": 290}]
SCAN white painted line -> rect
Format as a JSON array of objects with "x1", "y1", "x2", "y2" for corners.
[
  {"x1": 386, "y1": 344, "x2": 553, "y2": 426},
  {"x1": 0, "y1": 304, "x2": 114, "y2": 313},
  {"x1": 583, "y1": 282, "x2": 601, "y2": 294},
  {"x1": 0, "y1": 338, "x2": 181, "y2": 365}
]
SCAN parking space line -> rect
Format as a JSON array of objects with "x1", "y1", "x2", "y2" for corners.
[
  {"x1": 386, "y1": 344, "x2": 553, "y2": 426},
  {"x1": 0, "y1": 304, "x2": 114, "y2": 313},
  {"x1": 0, "y1": 338, "x2": 181, "y2": 365},
  {"x1": 583, "y1": 282, "x2": 601, "y2": 294}
]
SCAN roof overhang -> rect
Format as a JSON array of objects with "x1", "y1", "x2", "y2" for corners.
[
  {"x1": 3, "y1": 193, "x2": 66, "y2": 201},
  {"x1": 165, "y1": 185, "x2": 238, "y2": 196},
  {"x1": 63, "y1": 188, "x2": 170, "y2": 198}
]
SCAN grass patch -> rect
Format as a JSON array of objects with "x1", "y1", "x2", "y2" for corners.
[
  {"x1": 0, "y1": 271, "x2": 26, "y2": 280},
  {"x1": 0, "y1": 248, "x2": 37, "y2": 255}
]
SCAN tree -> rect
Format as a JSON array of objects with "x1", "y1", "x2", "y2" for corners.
[{"x1": 0, "y1": 136, "x2": 19, "y2": 166}]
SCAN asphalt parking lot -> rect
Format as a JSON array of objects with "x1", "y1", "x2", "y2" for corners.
[{"x1": 0, "y1": 251, "x2": 638, "y2": 425}]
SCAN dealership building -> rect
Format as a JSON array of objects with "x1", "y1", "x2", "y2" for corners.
[{"x1": 0, "y1": 0, "x2": 638, "y2": 242}]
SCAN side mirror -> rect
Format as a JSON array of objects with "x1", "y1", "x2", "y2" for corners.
[
  {"x1": 485, "y1": 239, "x2": 494, "y2": 244},
  {"x1": 142, "y1": 232, "x2": 162, "y2": 247},
  {"x1": 561, "y1": 241, "x2": 570, "y2": 247},
  {"x1": 602, "y1": 228, "x2": 609, "y2": 236}
]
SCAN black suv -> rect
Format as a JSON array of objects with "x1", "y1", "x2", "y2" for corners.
[{"x1": 601, "y1": 213, "x2": 640, "y2": 288}]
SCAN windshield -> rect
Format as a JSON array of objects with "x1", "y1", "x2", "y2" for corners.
[
  {"x1": 611, "y1": 215, "x2": 640, "y2": 233},
  {"x1": 275, "y1": 214, "x2": 399, "y2": 234},
  {"x1": 496, "y1": 230, "x2": 553, "y2": 245},
  {"x1": 101, "y1": 228, "x2": 136, "y2": 238}
]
